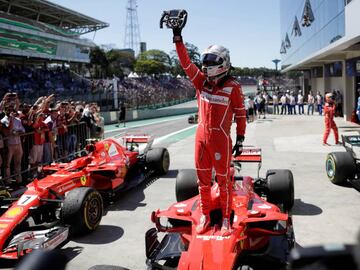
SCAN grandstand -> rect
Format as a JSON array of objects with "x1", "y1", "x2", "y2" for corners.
[{"x1": 0, "y1": 0, "x2": 109, "y2": 63}]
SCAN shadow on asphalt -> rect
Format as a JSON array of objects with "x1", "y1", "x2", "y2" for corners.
[
  {"x1": 291, "y1": 199, "x2": 323, "y2": 216},
  {"x1": 60, "y1": 246, "x2": 83, "y2": 261},
  {"x1": 71, "y1": 225, "x2": 124, "y2": 245},
  {"x1": 0, "y1": 259, "x2": 17, "y2": 269}
]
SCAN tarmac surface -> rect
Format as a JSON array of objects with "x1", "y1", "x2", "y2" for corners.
[{"x1": 3, "y1": 112, "x2": 360, "y2": 269}]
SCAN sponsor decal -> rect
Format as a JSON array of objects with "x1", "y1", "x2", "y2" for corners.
[
  {"x1": 257, "y1": 204, "x2": 271, "y2": 209},
  {"x1": 200, "y1": 92, "x2": 229, "y2": 106},
  {"x1": 80, "y1": 175, "x2": 87, "y2": 186},
  {"x1": 57, "y1": 181, "x2": 76, "y2": 193},
  {"x1": 174, "y1": 203, "x2": 187, "y2": 208},
  {"x1": 17, "y1": 195, "x2": 37, "y2": 206},
  {"x1": 214, "y1": 152, "x2": 221, "y2": 161},
  {"x1": 196, "y1": 235, "x2": 230, "y2": 240},
  {"x1": 219, "y1": 87, "x2": 232, "y2": 94},
  {"x1": 108, "y1": 144, "x2": 119, "y2": 157},
  {"x1": 0, "y1": 224, "x2": 8, "y2": 229},
  {"x1": 42, "y1": 229, "x2": 69, "y2": 250},
  {"x1": 6, "y1": 207, "x2": 23, "y2": 218}
]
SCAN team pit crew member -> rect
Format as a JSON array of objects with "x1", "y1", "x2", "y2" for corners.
[
  {"x1": 172, "y1": 27, "x2": 246, "y2": 236},
  {"x1": 323, "y1": 93, "x2": 339, "y2": 146}
]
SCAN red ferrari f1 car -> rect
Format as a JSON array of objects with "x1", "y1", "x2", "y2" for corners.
[
  {"x1": 146, "y1": 147, "x2": 294, "y2": 270},
  {"x1": 0, "y1": 134, "x2": 169, "y2": 259}
]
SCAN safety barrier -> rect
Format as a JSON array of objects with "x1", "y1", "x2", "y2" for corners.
[{"x1": 0, "y1": 122, "x2": 89, "y2": 184}]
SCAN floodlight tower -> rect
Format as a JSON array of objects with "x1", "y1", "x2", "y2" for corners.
[{"x1": 124, "y1": 0, "x2": 141, "y2": 55}]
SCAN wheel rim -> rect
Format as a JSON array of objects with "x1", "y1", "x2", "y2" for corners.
[
  {"x1": 162, "y1": 151, "x2": 170, "y2": 172},
  {"x1": 85, "y1": 195, "x2": 102, "y2": 228},
  {"x1": 326, "y1": 157, "x2": 335, "y2": 179}
]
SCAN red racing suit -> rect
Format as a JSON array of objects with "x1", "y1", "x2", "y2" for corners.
[
  {"x1": 176, "y1": 41, "x2": 246, "y2": 219},
  {"x1": 323, "y1": 102, "x2": 339, "y2": 144}
]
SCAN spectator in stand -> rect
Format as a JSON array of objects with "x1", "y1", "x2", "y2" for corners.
[
  {"x1": 29, "y1": 113, "x2": 48, "y2": 178},
  {"x1": 56, "y1": 103, "x2": 69, "y2": 160},
  {"x1": 43, "y1": 107, "x2": 58, "y2": 164},
  {"x1": 297, "y1": 91, "x2": 304, "y2": 115},
  {"x1": 66, "y1": 105, "x2": 81, "y2": 160},
  {"x1": 280, "y1": 93, "x2": 287, "y2": 115},
  {"x1": 307, "y1": 91, "x2": 315, "y2": 115},
  {"x1": 316, "y1": 91, "x2": 323, "y2": 115},
  {"x1": 1, "y1": 106, "x2": 25, "y2": 184},
  {"x1": 272, "y1": 92, "x2": 279, "y2": 115}
]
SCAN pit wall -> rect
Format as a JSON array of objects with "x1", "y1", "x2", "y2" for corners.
[{"x1": 102, "y1": 107, "x2": 198, "y2": 125}]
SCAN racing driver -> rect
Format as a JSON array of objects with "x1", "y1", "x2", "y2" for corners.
[
  {"x1": 323, "y1": 93, "x2": 339, "y2": 145},
  {"x1": 171, "y1": 23, "x2": 246, "y2": 236}
]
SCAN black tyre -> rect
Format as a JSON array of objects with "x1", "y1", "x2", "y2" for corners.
[
  {"x1": 175, "y1": 169, "x2": 199, "y2": 202},
  {"x1": 146, "y1": 148, "x2": 170, "y2": 175},
  {"x1": 326, "y1": 152, "x2": 356, "y2": 185},
  {"x1": 266, "y1": 169, "x2": 294, "y2": 212},
  {"x1": 61, "y1": 187, "x2": 103, "y2": 235}
]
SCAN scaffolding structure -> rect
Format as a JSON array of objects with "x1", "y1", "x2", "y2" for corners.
[{"x1": 124, "y1": 0, "x2": 141, "y2": 55}]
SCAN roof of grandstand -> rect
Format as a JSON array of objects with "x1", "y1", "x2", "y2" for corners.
[{"x1": 0, "y1": 0, "x2": 109, "y2": 34}]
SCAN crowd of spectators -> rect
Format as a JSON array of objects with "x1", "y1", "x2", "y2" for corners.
[
  {"x1": 244, "y1": 89, "x2": 344, "y2": 122},
  {"x1": 117, "y1": 76, "x2": 195, "y2": 108},
  {"x1": 0, "y1": 65, "x2": 90, "y2": 99},
  {"x1": 0, "y1": 92, "x2": 103, "y2": 186}
]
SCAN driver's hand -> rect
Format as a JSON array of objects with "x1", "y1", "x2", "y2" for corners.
[
  {"x1": 232, "y1": 135, "x2": 245, "y2": 157},
  {"x1": 173, "y1": 28, "x2": 182, "y2": 43}
]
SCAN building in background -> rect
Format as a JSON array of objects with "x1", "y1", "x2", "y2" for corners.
[
  {"x1": 280, "y1": 0, "x2": 360, "y2": 120},
  {"x1": 0, "y1": 0, "x2": 109, "y2": 64}
]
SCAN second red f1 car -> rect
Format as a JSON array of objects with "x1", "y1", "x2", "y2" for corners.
[
  {"x1": 0, "y1": 134, "x2": 169, "y2": 259},
  {"x1": 146, "y1": 147, "x2": 294, "y2": 270}
]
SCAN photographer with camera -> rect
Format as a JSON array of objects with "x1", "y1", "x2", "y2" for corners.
[
  {"x1": 161, "y1": 10, "x2": 246, "y2": 236},
  {"x1": 0, "y1": 93, "x2": 25, "y2": 185}
]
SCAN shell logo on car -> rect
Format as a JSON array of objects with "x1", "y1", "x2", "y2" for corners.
[{"x1": 6, "y1": 207, "x2": 23, "y2": 218}]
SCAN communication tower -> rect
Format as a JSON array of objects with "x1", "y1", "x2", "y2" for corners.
[{"x1": 124, "y1": 0, "x2": 141, "y2": 55}]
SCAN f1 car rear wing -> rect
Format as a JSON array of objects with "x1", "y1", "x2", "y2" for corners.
[{"x1": 233, "y1": 147, "x2": 262, "y2": 178}]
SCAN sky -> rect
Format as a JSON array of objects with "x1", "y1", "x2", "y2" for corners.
[{"x1": 51, "y1": 0, "x2": 281, "y2": 68}]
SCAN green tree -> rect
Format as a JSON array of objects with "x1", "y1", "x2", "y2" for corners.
[
  {"x1": 89, "y1": 46, "x2": 108, "y2": 78},
  {"x1": 170, "y1": 42, "x2": 201, "y2": 76},
  {"x1": 134, "y1": 49, "x2": 171, "y2": 75},
  {"x1": 106, "y1": 49, "x2": 135, "y2": 77}
]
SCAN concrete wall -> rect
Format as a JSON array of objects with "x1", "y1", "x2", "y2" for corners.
[
  {"x1": 102, "y1": 107, "x2": 198, "y2": 125},
  {"x1": 311, "y1": 77, "x2": 325, "y2": 93}
]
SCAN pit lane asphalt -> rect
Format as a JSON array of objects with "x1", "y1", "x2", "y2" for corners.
[{"x1": 3, "y1": 113, "x2": 360, "y2": 270}]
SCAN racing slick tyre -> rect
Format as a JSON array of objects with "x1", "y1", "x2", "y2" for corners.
[
  {"x1": 176, "y1": 169, "x2": 199, "y2": 202},
  {"x1": 61, "y1": 187, "x2": 103, "y2": 235},
  {"x1": 326, "y1": 152, "x2": 356, "y2": 185},
  {"x1": 266, "y1": 169, "x2": 294, "y2": 212},
  {"x1": 146, "y1": 147, "x2": 170, "y2": 175}
]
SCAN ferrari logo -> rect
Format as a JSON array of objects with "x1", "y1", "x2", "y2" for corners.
[
  {"x1": 80, "y1": 175, "x2": 87, "y2": 186},
  {"x1": 104, "y1": 143, "x2": 109, "y2": 151}
]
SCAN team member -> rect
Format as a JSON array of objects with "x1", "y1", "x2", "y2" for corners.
[
  {"x1": 323, "y1": 93, "x2": 339, "y2": 145},
  {"x1": 172, "y1": 24, "x2": 246, "y2": 236},
  {"x1": 356, "y1": 89, "x2": 360, "y2": 121}
]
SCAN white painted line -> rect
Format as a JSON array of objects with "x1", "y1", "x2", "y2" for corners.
[
  {"x1": 104, "y1": 115, "x2": 188, "y2": 134},
  {"x1": 154, "y1": 125, "x2": 198, "y2": 144}
]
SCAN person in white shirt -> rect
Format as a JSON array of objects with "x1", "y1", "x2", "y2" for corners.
[
  {"x1": 280, "y1": 94, "x2": 287, "y2": 115},
  {"x1": 316, "y1": 91, "x2": 323, "y2": 115},
  {"x1": 307, "y1": 91, "x2": 315, "y2": 115},
  {"x1": 272, "y1": 92, "x2": 279, "y2": 115},
  {"x1": 289, "y1": 93, "x2": 296, "y2": 115},
  {"x1": 297, "y1": 91, "x2": 304, "y2": 115}
]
